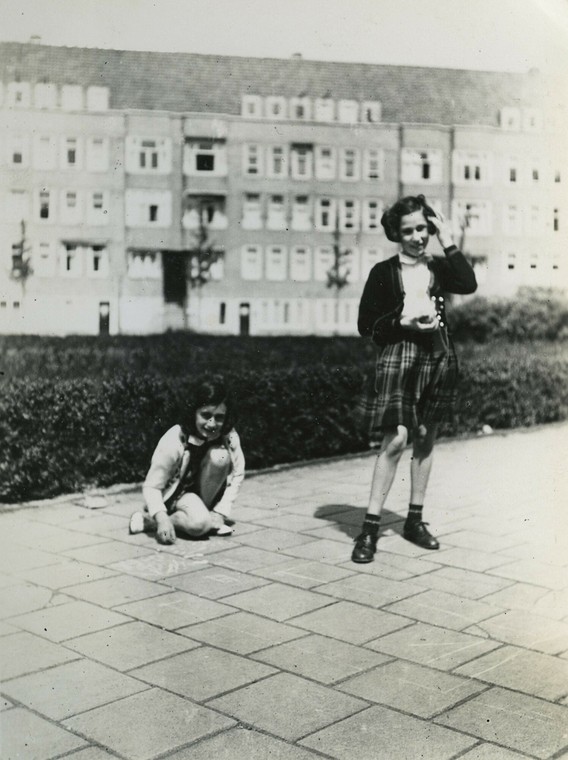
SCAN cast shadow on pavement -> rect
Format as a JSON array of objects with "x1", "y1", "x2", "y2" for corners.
[{"x1": 313, "y1": 504, "x2": 404, "y2": 541}]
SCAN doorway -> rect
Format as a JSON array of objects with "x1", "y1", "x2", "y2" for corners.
[{"x1": 239, "y1": 302, "x2": 250, "y2": 336}]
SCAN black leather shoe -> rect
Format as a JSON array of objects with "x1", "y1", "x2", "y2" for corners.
[
  {"x1": 351, "y1": 527, "x2": 379, "y2": 563},
  {"x1": 403, "y1": 520, "x2": 439, "y2": 550}
]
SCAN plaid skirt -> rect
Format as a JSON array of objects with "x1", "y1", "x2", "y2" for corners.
[{"x1": 355, "y1": 335, "x2": 459, "y2": 439}]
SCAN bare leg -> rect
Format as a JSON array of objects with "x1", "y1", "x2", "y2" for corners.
[
  {"x1": 366, "y1": 425, "x2": 409, "y2": 516},
  {"x1": 410, "y1": 423, "x2": 438, "y2": 505},
  {"x1": 171, "y1": 494, "x2": 213, "y2": 537},
  {"x1": 198, "y1": 446, "x2": 231, "y2": 507}
]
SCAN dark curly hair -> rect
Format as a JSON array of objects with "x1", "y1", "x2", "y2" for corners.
[
  {"x1": 183, "y1": 377, "x2": 234, "y2": 437},
  {"x1": 381, "y1": 194, "x2": 437, "y2": 242}
]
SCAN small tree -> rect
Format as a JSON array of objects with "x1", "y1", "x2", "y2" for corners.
[
  {"x1": 187, "y1": 206, "x2": 224, "y2": 330},
  {"x1": 11, "y1": 220, "x2": 33, "y2": 297},
  {"x1": 326, "y1": 217, "x2": 351, "y2": 329}
]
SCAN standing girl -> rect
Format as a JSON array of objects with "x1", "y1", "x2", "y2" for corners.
[
  {"x1": 353, "y1": 195, "x2": 476, "y2": 563},
  {"x1": 129, "y1": 378, "x2": 245, "y2": 544}
]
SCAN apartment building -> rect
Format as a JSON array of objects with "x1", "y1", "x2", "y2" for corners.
[{"x1": 0, "y1": 42, "x2": 566, "y2": 335}]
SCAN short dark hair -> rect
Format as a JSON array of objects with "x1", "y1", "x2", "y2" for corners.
[
  {"x1": 381, "y1": 194, "x2": 437, "y2": 242},
  {"x1": 184, "y1": 376, "x2": 233, "y2": 437}
]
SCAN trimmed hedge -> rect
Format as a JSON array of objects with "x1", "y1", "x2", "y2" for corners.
[
  {"x1": 448, "y1": 287, "x2": 568, "y2": 342},
  {"x1": 1, "y1": 349, "x2": 567, "y2": 503}
]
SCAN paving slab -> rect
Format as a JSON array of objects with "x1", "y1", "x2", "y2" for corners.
[
  {"x1": 338, "y1": 659, "x2": 487, "y2": 717},
  {"x1": 252, "y1": 633, "x2": 389, "y2": 684},
  {"x1": 0, "y1": 707, "x2": 87, "y2": 760},
  {"x1": 63, "y1": 574, "x2": 171, "y2": 607},
  {"x1": 0, "y1": 631, "x2": 80, "y2": 680},
  {"x1": 164, "y1": 726, "x2": 323, "y2": 759},
  {"x1": 178, "y1": 610, "x2": 307, "y2": 654},
  {"x1": 115, "y1": 590, "x2": 234, "y2": 629},
  {"x1": 65, "y1": 620, "x2": 200, "y2": 671},
  {"x1": 435, "y1": 687, "x2": 568, "y2": 759},
  {"x1": 221, "y1": 582, "x2": 333, "y2": 621},
  {"x1": 465, "y1": 608, "x2": 568, "y2": 655},
  {"x1": 251, "y1": 558, "x2": 355, "y2": 588},
  {"x1": 10, "y1": 599, "x2": 131, "y2": 642},
  {"x1": 454, "y1": 644, "x2": 568, "y2": 700},
  {"x1": 383, "y1": 589, "x2": 502, "y2": 631},
  {"x1": 2, "y1": 658, "x2": 149, "y2": 720},
  {"x1": 208, "y1": 672, "x2": 368, "y2": 741},
  {"x1": 162, "y1": 566, "x2": 269, "y2": 599},
  {"x1": 299, "y1": 703, "x2": 477, "y2": 759},
  {"x1": 130, "y1": 646, "x2": 276, "y2": 701},
  {"x1": 290, "y1": 600, "x2": 410, "y2": 644},
  {"x1": 64, "y1": 687, "x2": 235, "y2": 760}
]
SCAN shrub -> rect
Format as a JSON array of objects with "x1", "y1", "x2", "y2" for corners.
[
  {"x1": 448, "y1": 287, "x2": 568, "y2": 342},
  {"x1": 0, "y1": 347, "x2": 567, "y2": 503}
]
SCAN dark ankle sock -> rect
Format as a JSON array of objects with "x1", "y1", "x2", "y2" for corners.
[
  {"x1": 407, "y1": 504, "x2": 423, "y2": 523},
  {"x1": 363, "y1": 513, "x2": 381, "y2": 528}
]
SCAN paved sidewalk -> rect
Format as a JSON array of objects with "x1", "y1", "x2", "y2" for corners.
[{"x1": 1, "y1": 423, "x2": 568, "y2": 760}]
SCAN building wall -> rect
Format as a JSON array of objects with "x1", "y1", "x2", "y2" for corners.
[{"x1": 0, "y1": 53, "x2": 566, "y2": 336}]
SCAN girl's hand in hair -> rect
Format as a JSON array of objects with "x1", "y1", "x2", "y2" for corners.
[{"x1": 428, "y1": 211, "x2": 454, "y2": 249}]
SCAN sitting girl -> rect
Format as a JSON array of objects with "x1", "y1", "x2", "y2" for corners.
[{"x1": 129, "y1": 378, "x2": 245, "y2": 544}]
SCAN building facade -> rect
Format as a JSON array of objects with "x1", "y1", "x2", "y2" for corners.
[{"x1": 1, "y1": 42, "x2": 566, "y2": 335}]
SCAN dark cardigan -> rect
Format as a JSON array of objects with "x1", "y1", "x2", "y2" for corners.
[{"x1": 358, "y1": 246, "x2": 477, "y2": 346}]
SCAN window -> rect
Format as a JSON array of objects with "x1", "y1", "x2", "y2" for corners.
[
  {"x1": 452, "y1": 200, "x2": 492, "y2": 236},
  {"x1": 242, "y1": 193, "x2": 263, "y2": 229},
  {"x1": 340, "y1": 148, "x2": 360, "y2": 181},
  {"x1": 343, "y1": 248, "x2": 360, "y2": 282},
  {"x1": 219, "y1": 302, "x2": 227, "y2": 325},
  {"x1": 209, "y1": 253, "x2": 225, "y2": 280},
  {"x1": 289, "y1": 97, "x2": 311, "y2": 121},
  {"x1": 315, "y1": 246, "x2": 334, "y2": 281},
  {"x1": 241, "y1": 245, "x2": 263, "y2": 280},
  {"x1": 529, "y1": 160, "x2": 541, "y2": 183},
  {"x1": 361, "y1": 247, "x2": 381, "y2": 277},
  {"x1": 525, "y1": 205, "x2": 544, "y2": 237},
  {"x1": 339, "y1": 199, "x2": 360, "y2": 232},
  {"x1": 266, "y1": 96, "x2": 286, "y2": 119},
  {"x1": 266, "y1": 145, "x2": 288, "y2": 178},
  {"x1": 361, "y1": 101, "x2": 381, "y2": 123},
  {"x1": 364, "y1": 148, "x2": 384, "y2": 181},
  {"x1": 529, "y1": 252, "x2": 539, "y2": 270},
  {"x1": 554, "y1": 170, "x2": 561, "y2": 183},
  {"x1": 315, "y1": 146, "x2": 336, "y2": 180},
  {"x1": 125, "y1": 190, "x2": 171, "y2": 228},
  {"x1": 87, "y1": 246, "x2": 109, "y2": 277},
  {"x1": 184, "y1": 139, "x2": 227, "y2": 176},
  {"x1": 523, "y1": 108, "x2": 542, "y2": 132},
  {"x1": 86, "y1": 137, "x2": 109, "y2": 172},
  {"x1": 291, "y1": 143, "x2": 313, "y2": 179},
  {"x1": 553, "y1": 208, "x2": 559, "y2": 232},
  {"x1": 34, "y1": 82, "x2": 57, "y2": 109},
  {"x1": 267, "y1": 195, "x2": 287, "y2": 230},
  {"x1": 88, "y1": 191, "x2": 110, "y2": 226},
  {"x1": 243, "y1": 143, "x2": 263, "y2": 176},
  {"x1": 290, "y1": 246, "x2": 311, "y2": 281},
  {"x1": 337, "y1": 99, "x2": 359, "y2": 123},
  {"x1": 552, "y1": 253, "x2": 560, "y2": 270},
  {"x1": 60, "y1": 190, "x2": 82, "y2": 225},
  {"x1": 35, "y1": 242, "x2": 56, "y2": 277},
  {"x1": 60, "y1": 243, "x2": 82, "y2": 276},
  {"x1": 315, "y1": 197, "x2": 336, "y2": 230},
  {"x1": 452, "y1": 151, "x2": 492, "y2": 185},
  {"x1": 7, "y1": 136, "x2": 29, "y2": 167},
  {"x1": 401, "y1": 148, "x2": 442, "y2": 184},
  {"x1": 506, "y1": 252, "x2": 517, "y2": 271},
  {"x1": 86, "y1": 86, "x2": 110, "y2": 111},
  {"x1": 502, "y1": 204, "x2": 522, "y2": 236},
  {"x1": 362, "y1": 199, "x2": 382, "y2": 232},
  {"x1": 266, "y1": 245, "x2": 287, "y2": 280},
  {"x1": 36, "y1": 189, "x2": 53, "y2": 222},
  {"x1": 61, "y1": 85, "x2": 84, "y2": 111},
  {"x1": 126, "y1": 137, "x2": 172, "y2": 174},
  {"x1": 127, "y1": 251, "x2": 161, "y2": 279},
  {"x1": 7, "y1": 82, "x2": 31, "y2": 108},
  {"x1": 242, "y1": 94, "x2": 263, "y2": 117},
  {"x1": 291, "y1": 195, "x2": 311, "y2": 231},
  {"x1": 314, "y1": 98, "x2": 335, "y2": 122},
  {"x1": 61, "y1": 137, "x2": 82, "y2": 169},
  {"x1": 500, "y1": 107, "x2": 521, "y2": 131},
  {"x1": 33, "y1": 135, "x2": 57, "y2": 170},
  {"x1": 7, "y1": 190, "x2": 29, "y2": 221}
]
